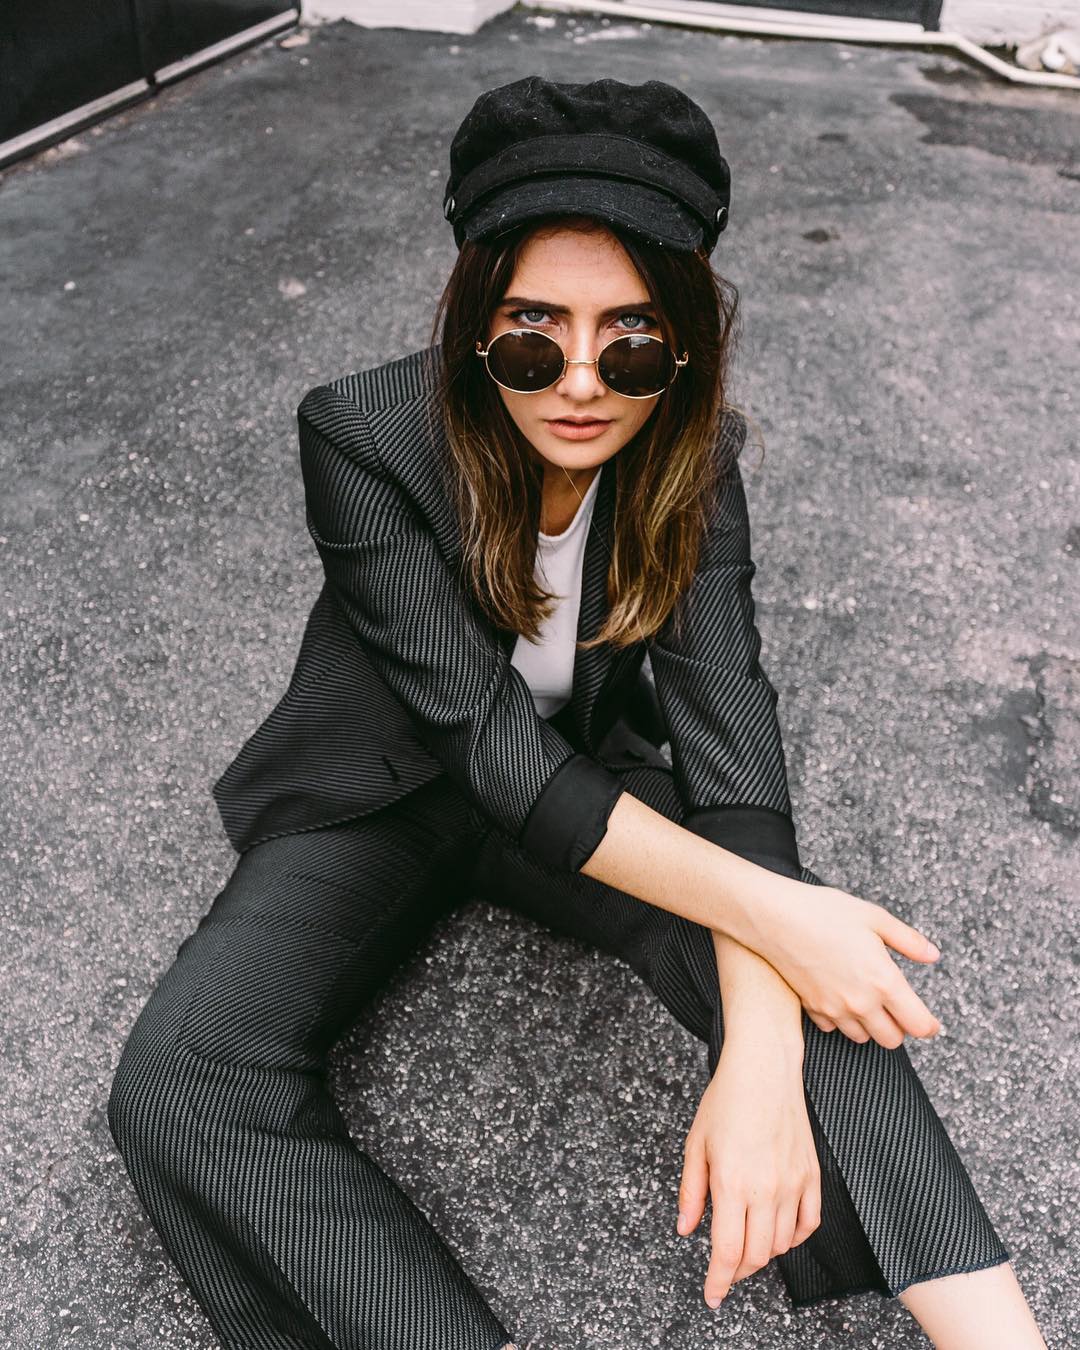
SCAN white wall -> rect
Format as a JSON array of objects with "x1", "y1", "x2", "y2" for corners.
[
  {"x1": 301, "y1": 0, "x2": 1080, "y2": 44},
  {"x1": 941, "y1": 1, "x2": 1080, "y2": 43},
  {"x1": 300, "y1": 0, "x2": 514, "y2": 34}
]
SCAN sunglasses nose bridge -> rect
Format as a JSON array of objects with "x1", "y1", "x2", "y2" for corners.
[{"x1": 553, "y1": 344, "x2": 607, "y2": 396}]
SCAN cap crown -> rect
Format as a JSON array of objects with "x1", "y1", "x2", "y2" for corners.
[{"x1": 443, "y1": 76, "x2": 731, "y2": 253}]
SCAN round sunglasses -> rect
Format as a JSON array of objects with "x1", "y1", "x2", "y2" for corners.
[{"x1": 475, "y1": 328, "x2": 689, "y2": 399}]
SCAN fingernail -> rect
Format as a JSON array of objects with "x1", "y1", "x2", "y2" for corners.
[
  {"x1": 706, "y1": 1295, "x2": 722, "y2": 1308},
  {"x1": 676, "y1": 1211, "x2": 689, "y2": 1234},
  {"x1": 927, "y1": 942, "x2": 941, "y2": 958}
]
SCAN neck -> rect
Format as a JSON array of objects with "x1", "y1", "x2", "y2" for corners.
[
  {"x1": 543, "y1": 463, "x2": 598, "y2": 498},
  {"x1": 539, "y1": 463, "x2": 599, "y2": 535}
]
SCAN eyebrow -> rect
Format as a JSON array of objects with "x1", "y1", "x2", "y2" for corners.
[{"x1": 500, "y1": 296, "x2": 657, "y2": 318}]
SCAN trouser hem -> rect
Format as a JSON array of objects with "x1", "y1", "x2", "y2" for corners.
[
  {"x1": 889, "y1": 1248, "x2": 1012, "y2": 1297},
  {"x1": 786, "y1": 1247, "x2": 1012, "y2": 1307}
]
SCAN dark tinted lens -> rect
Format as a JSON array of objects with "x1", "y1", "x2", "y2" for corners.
[
  {"x1": 486, "y1": 330, "x2": 564, "y2": 392},
  {"x1": 598, "y1": 334, "x2": 675, "y2": 397}
]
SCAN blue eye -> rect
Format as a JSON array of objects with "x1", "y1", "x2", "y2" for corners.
[{"x1": 504, "y1": 307, "x2": 659, "y2": 331}]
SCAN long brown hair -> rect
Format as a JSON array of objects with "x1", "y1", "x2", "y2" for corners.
[{"x1": 427, "y1": 213, "x2": 747, "y2": 651}]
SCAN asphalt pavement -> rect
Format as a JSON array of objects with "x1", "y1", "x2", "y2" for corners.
[{"x1": 1, "y1": 7, "x2": 1077, "y2": 1347}]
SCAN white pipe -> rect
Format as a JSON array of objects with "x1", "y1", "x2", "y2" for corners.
[{"x1": 521, "y1": 0, "x2": 1080, "y2": 89}]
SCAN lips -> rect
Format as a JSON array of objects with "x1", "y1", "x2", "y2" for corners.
[{"x1": 544, "y1": 416, "x2": 613, "y2": 441}]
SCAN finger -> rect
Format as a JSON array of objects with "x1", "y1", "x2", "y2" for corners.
[
  {"x1": 677, "y1": 1132, "x2": 709, "y2": 1236},
  {"x1": 884, "y1": 978, "x2": 942, "y2": 1040},
  {"x1": 705, "y1": 1188, "x2": 746, "y2": 1307},
  {"x1": 732, "y1": 1201, "x2": 775, "y2": 1283},
  {"x1": 770, "y1": 1196, "x2": 800, "y2": 1259},
  {"x1": 861, "y1": 1005, "x2": 908, "y2": 1050},
  {"x1": 835, "y1": 1013, "x2": 870, "y2": 1044},
  {"x1": 874, "y1": 909, "x2": 941, "y2": 965},
  {"x1": 791, "y1": 1177, "x2": 822, "y2": 1247}
]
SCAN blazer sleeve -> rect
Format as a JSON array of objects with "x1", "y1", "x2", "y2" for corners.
[
  {"x1": 646, "y1": 410, "x2": 804, "y2": 881},
  {"x1": 296, "y1": 383, "x2": 626, "y2": 874}
]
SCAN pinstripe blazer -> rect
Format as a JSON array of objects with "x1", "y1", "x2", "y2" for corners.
[{"x1": 211, "y1": 342, "x2": 804, "y2": 881}]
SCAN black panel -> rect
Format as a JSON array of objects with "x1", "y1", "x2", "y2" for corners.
[
  {"x1": 139, "y1": 0, "x2": 295, "y2": 72},
  {"x1": 1, "y1": 0, "x2": 298, "y2": 164},
  {"x1": 0, "y1": 0, "x2": 144, "y2": 143}
]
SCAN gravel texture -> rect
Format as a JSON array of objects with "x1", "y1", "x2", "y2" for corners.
[{"x1": 1, "y1": 8, "x2": 1077, "y2": 1348}]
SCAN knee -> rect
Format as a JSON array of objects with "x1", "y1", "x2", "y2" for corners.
[
  {"x1": 108, "y1": 1039, "x2": 155, "y2": 1165},
  {"x1": 107, "y1": 993, "x2": 190, "y2": 1170}
]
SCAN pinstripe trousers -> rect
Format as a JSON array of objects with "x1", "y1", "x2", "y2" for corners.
[{"x1": 108, "y1": 717, "x2": 1009, "y2": 1350}]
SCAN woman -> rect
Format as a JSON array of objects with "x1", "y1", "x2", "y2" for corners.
[{"x1": 108, "y1": 76, "x2": 1047, "y2": 1349}]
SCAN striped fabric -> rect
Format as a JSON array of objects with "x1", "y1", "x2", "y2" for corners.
[
  {"x1": 210, "y1": 343, "x2": 802, "y2": 881},
  {"x1": 108, "y1": 725, "x2": 1009, "y2": 1349},
  {"x1": 646, "y1": 426, "x2": 795, "y2": 819},
  {"x1": 108, "y1": 342, "x2": 1009, "y2": 1344}
]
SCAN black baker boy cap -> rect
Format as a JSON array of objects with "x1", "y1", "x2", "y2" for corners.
[{"x1": 443, "y1": 75, "x2": 731, "y2": 255}]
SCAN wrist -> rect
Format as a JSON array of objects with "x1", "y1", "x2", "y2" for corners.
[
  {"x1": 710, "y1": 928, "x2": 805, "y2": 1061},
  {"x1": 721, "y1": 1024, "x2": 805, "y2": 1074},
  {"x1": 709, "y1": 848, "x2": 794, "y2": 950},
  {"x1": 720, "y1": 994, "x2": 805, "y2": 1061}
]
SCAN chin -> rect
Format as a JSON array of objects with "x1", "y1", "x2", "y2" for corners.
[{"x1": 537, "y1": 432, "x2": 614, "y2": 462}]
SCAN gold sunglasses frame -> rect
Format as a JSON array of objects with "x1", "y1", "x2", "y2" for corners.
[{"x1": 474, "y1": 329, "x2": 689, "y2": 399}]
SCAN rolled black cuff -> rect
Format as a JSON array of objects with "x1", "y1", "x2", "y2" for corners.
[
  {"x1": 519, "y1": 752, "x2": 627, "y2": 873},
  {"x1": 681, "y1": 803, "x2": 802, "y2": 880}
]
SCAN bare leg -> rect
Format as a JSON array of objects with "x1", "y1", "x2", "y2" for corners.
[{"x1": 898, "y1": 1261, "x2": 1047, "y2": 1349}]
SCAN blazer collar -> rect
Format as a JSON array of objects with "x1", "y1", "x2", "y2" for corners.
[
  {"x1": 567, "y1": 452, "x2": 618, "y2": 748},
  {"x1": 364, "y1": 346, "x2": 624, "y2": 753},
  {"x1": 488, "y1": 447, "x2": 618, "y2": 753}
]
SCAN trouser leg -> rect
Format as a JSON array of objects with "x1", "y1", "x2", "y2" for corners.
[
  {"x1": 471, "y1": 740, "x2": 1009, "y2": 1307},
  {"x1": 108, "y1": 778, "x2": 515, "y2": 1350}
]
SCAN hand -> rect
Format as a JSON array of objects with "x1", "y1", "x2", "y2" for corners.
[
  {"x1": 733, "y1": 878, "x2": 943, "y2": 1048},
  {"x1": 677, "y1": 1038, "x2": 820, "y2": 1308}
]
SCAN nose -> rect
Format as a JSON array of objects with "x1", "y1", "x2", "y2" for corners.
[{"x1": 554, "y1": 332, "x2": 606, "y2": 399}]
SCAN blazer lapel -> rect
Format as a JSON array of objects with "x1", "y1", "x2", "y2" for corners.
[
  {"x1": 487, "y1": 453, "x2": 618, "y2": 752},
  {"x1": 567, "y1": 453, "x2": 617, "y2": 753},
  {"x1": 371, "y1": 367, "x2": 620, "y2": 753}
]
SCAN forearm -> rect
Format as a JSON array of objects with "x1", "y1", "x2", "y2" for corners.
[
  {"x1": 579, "y1": 787, "x2": 792, "y2": 952},
  {"x1": 712, "y1": 930, "x2": 804, "y2": 1060}
]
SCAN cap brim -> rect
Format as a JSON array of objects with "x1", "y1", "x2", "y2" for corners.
[{"x1": 460, "y1": 175, "x2": 705, "y2": 251}]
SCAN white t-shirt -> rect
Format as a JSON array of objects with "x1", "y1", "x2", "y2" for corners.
[{"x1": 510, "y1": 467, "x2": 602, "y2": 718}]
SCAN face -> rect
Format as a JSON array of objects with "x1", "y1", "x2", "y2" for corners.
[{"x1": 483, "y1": 224, "x2": 667, "y2": 477}]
